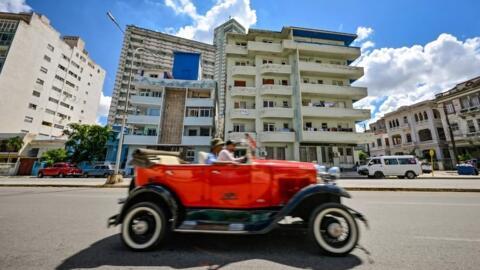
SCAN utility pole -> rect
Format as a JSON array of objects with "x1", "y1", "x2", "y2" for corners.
[{"x1": 442, "y1": 103, "x2": 458, "y2": 166}]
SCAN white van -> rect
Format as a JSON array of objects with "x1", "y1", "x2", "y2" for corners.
[{"x1": 358, "y1": 155, "x2": 422, "y2": 179}]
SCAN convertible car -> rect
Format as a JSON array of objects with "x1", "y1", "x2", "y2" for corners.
[{"x1": 108, "y1": 149, "x2": 367, "y2": 256}]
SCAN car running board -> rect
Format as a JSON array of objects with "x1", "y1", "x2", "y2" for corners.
[{"x1": 175, "y1": 221, "x2": 248, "y2": 234}]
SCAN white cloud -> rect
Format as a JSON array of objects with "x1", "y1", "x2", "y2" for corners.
[
  {"x1": 354, "y1": 33, "x2": 480, "y2": 123},
  {"x1": 356, "y1": 26, "x2": 374, "y2": 42},
  {"x1": 360, "y1": 40, "x2": 375, "y2": 52},
  {"x1": 0, "y1": 0, "x2": 31, "y2": 12},
  {"x1": 96, "y1": 92, "x2": 112, "y2": 124},
  {"x1": 164, "y1": 0, "x2": 257, "y2": 43}
]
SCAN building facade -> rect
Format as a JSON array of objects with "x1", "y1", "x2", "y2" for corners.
[
  {"x1": 0, "y1": 12, "x2": 105, "y2": 137},
  {"x1": 213, "y1": 19, "x2": 246, "y2": 137},
  {"x1": 435, "y1": 76, "x2": 480, "y2": 163},
  {"x1": 368, "y1": 100, "x2": 451, "y2": 169},
  {"x1": 223, "y1": 26, "x2": 371, "y2": 168},
  {"x1": 107, "y1": 25, "x2": 216, "y2": 126}
]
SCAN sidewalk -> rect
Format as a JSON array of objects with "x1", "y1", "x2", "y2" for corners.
[
  {"x1": 340, "y1": 170, "x2": 479, "y2": 179},
  {"x1": 0, "y1": 176, "x2": 478, "y2": 192}
]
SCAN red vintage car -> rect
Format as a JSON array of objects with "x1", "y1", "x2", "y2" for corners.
[
  {"x1": 37, "y1": 162, "x2": 82, "y2": 178},
  {"x1": 108, "y1": 150, "x2": 367, "y2": 256}
]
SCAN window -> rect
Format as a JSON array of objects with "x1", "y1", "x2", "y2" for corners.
[
  {"x1": 467, "y1": 120, "x2": 476, "y2": 133},
  {"x1": 332, "y1": 80, "x2": 344, "y2": 86},
  {"x1": 437, "y1": 128, "x2": 446, "y2": 140},
  {"x1": 263, "y1": 122, "x2": 275, "y2": 132},
  {"x1": 276, "y1": 147, "x2": 286, "y2": 160},
  {"x1": 40, "y1": 67, "x2": 48, "y2": 74},
  {"x1": 385, "y1": 138, "x2": 390, "y2": 146},
  {"x1": 423, "y1": 111, "x2": 428, "y2": 120},
  {"x1": 200, "y1": 127, "x2": 210, "y2": 136},
  {"x1": 392, "y1": 135, "x2": 402, "y2": 145},
  {"x1": 234, "y1": 80, "x2": 246, "y2": 87},
  {"x1": 47, "y1": 44, "x2": 54, "y2": 52},
  {"x1": 60, "y1": 102, "x2": 70, "y2": 109},
  {"x1": 262, "y1": 78, "x2": 274, "y2": 85},
  {"x1": 433, "y1": 109, "x2": 440, "y2": 119},
  {"x1": 414, "y1": 114, "x2": 419, "y2": 122},
  {"x1": 418, "y1": 129, "x2": 433, "y2": 141},
  {"x1": 54, "y1": 124, "x2": 64, "y2": 129},
  {"x1": 71, "y1": 61, "x2": 80, "y2": 69},
  {"x1": 55, "y1": 75, "x2": 64, "y2": 82},
  {"x1": 263, "y1": 100, "x2": 274, "y2": 108},
  {"x1": 36, "y1": 78, "x2": 44, "y2": 85},
  {"x1": 45, "y1": 109, "x2": 55, "y2": 115},
  {"x1": 43, "y1": 55, "x2": 51, "y2": 62},
  {"x1": 281, "y1": 80, "x2": 288, "y2": 85},
  {"x1": 52, "y1": 86, "x2": 62, "y2": 93},
  {"x1": 406, "y1": 133, "x2": 412, "y2": 142},
  {"x1": 265, "y1": 146, "x2": 275, "y2": 159},
  {"x1": 369, "y1": 158, "x2": 381, "y2": 165},
  {"x1": 233, "y1": 123, "x2": 245, "y2": 132},
  {"x1": 419, "y1": 112, "x2": 424, "y2": 121},
  {"x1": 65, "y1": 80, "x2": 75, "y2": 88},
  {"x1": 398, "y1": 158, "x2": 416, "y2": 165},
  {"x1": 32, "y1": 90, "x2": 40, "y2": 97},
  {"x1": 376, "y1": 138, "x2": 382, "y2": 147},
  {"x1": 28, "y1": 103, "x2": 37, "y2": 110},
  {"x1": 451, "y1": 122, "x2": 459, "y2": 131},
  {"x1": 24, "y1": 116, "x2": 33, "y2": 123},
  {"x1": 187, "y1": 129, "x2": 198, "y2": 136},
  {"x1": 384, "y1": 158, "x2": 399, "y2": 165},
  {"x1": 41, "y1": 121, "x2": 52, "y2": 127},
  {"x1": 48, "y1": 97, "x2": 59, "y2": 104},
  {"x1": 445, "y1": 102, "x2": 455, "y2": 114},
  {"x1": 62, "y1": 54, "x2": 70, "y2": 61},
  {"x1": 58, "y1": 64, "x2": 66, "y2": 71},
  {"x1": 403, "y1": 116, "x2": 408, "y2": 124}
]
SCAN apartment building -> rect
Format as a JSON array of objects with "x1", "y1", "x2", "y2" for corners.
[
  {"x1": 0, "y1": 12, "x2": 105, "y2": 137},
  {"x1": 368, "y1": 100, "x2": 451, "y2": 169},
  {"x1": 108, "y1": 25, "x2": 216, "y2": 126},
  {"x1": 213, "y1": 19, "x2": 246, "y2": 137},
  {"x1": 224, "y1": 26, "x2": 371, "y2": 168},
  {"x1": 435, "y1": 76, "x2": 480, "y2": 162}
]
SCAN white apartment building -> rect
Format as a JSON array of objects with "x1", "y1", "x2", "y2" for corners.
[
  {"x1": 0, "y1": 12, "x2": 105, "y2": 137},
  {"x1": 435, "y1": 76, "x2": 480, "y2": 163},
  {"x1": 213, "y1": 19, "x2": 246, "y2": 137},
  {"x1": 108, "y1": 25, "x2": 215, "y2": 126},
  {"x1": 369, "y1": 100, "x2": 451, "y2": 169},
  {"x1": 224, "y1": 26, "x2": 371, "y2": 168},
  {"x1": 124, "y1": 75, "x2": 216, "y2": 167}
]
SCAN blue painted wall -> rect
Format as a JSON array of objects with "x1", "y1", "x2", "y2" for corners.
[{"x1": 172, "y1": 52, "x2": 200, "y2": 80}]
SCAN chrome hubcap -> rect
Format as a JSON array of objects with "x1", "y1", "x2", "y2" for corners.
[
  {"x1": 327, "y1": 222, "x2": 344, "y2": 238},
  {"x1": 132, "y1": 220, "x2": 149, "y2": 235}
]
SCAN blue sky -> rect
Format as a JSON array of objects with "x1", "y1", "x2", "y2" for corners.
[{"x1": 3, "y1": 0, "x2": 480, "y2": 126}]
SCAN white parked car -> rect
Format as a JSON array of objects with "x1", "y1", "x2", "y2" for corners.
[{"x1": 358, "y1": 155, "x2": 422, "y2": 179}]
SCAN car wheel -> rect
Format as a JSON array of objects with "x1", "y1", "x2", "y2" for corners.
[
  {"x1": 83, "y1": 173, "x2": 89, "y2": 178},
  {"x1": 374, "y1": 171, "x2": 384, "y2": 179},
  {"x1": 58, "y1": 173, "x2": 64, "y2": 178},
  {"x1": 309, "y1": 203, "x2": 359, "y2": 256},
  {"x1": 121, "y1": 202, "x2": 168, "y2": 251},
  {"x1": 38, "y1": 172, "x2": 43, "y2": 178},
  {"x1": 405, "y1": 171, "x2": 416, "y2": 179}
]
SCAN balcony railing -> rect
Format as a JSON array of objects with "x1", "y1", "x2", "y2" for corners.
[
  {"x1": 260, "y1": 64, "x2": 291, "y2": 74},
  {"x1": 130, "y1": 95, "x2": 162, "y2": 107},
  {"x1": 259, "y1": 85, "x2": 293, "y2": 96},
  {"x1": 283, "y1": 40, "x2": 360, "y2": 60},
  {"x1": 302, "y1": 106, "x2": 370, "y2": 120},
  {"x1": 300, "y1": 83, "x2": 367, "y2": 99},
  {"x1": 247, "y1": 41, "x2": 282, "y2": 53},
  {"x1": 302, "y1": 130, "x2": 373, "y2": 144},
  {"x1": 185, "y1": 98, "x2": 214, "y2": 107},
  {"x1": 183, "y1": 117, "x2": 213, "y2": 126},
  {"x1": 181, "y1": 136, "x2": 211, "y2": 146},
  {"x1": 230, "y1": 86, "x2": 256, "y2": 97},
  {"x1": 258, "y1": 131, "x2": 295, "y2": 142},
  {"x1": 259, "y1": 107, "x2": 293, "y2": 118},
  {"x1": 230, "y1": 109, "x2": 257, "y2": 119},
  {"x1": 225, "y1": 44, "x2": 248, "y2": 55},
  {"x1": 124, "y1": 135, "x2": 158, "y2": 145},
  {"x1": 298, "y1": 61, "x2": 364, "y2": 79},
  {"x1": 231, "y1": 65, "x2": 256, "y2": 76},
  {"x1": 126, "y1": 115, "x2": 161, "y2": 125},
  {"x1": 227, "y1": 131, "x2": 257, "y2": 142}
]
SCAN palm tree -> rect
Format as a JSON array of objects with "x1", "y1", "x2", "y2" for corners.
[{"x1": 6, "y1": 136, "x2": 24, "y2": 163}]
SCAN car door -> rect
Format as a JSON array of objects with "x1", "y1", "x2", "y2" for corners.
[
  {"x1": 162, "y1": 164, "x2": 208, "y2": 207},
  {"x1": 383, "y1": 158, "x2": 400, "y2": 175},
  {"x1": 45, "y1": 164, "x2": 59, "y2": 176},
  {"x1": 207, "y1": 164, "x2": 252, "y2": 208},
  {"x1": 368, "y1": 158, "x2": 382, "y2": 176}
]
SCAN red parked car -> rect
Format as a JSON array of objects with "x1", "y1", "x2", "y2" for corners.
[
  {"x1": 37, "y1": 162, "x2": 82, "y2": 178},
  {"x1": 108, "y1": 149, "x2": 367, "y2": 256}
]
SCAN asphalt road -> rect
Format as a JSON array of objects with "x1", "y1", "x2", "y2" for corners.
[{"x1": 0, "y1": 187, "x2": 479, "y2": 270}]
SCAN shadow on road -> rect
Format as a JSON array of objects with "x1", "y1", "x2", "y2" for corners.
[{"x1": 56, "y1": 229, "x2": 363, "y2": 270}]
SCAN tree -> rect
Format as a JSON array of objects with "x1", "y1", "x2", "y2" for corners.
[
  {"x1": 6, "y1": 136, "x2": 24, "y2": 163},
  {"x1": 40, "y1": 148, "x2": 68, "y2": 166},
  {"x1": 63, "y1": 123, "x2": 111, "y2": 163},
  {"x1": 358, "y1": 150, "x2": 368, "y2": 161}
]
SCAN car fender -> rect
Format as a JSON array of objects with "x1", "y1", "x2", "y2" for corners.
[{"x1": 110, "y1": 185, "x2": 180, "y2": 228}]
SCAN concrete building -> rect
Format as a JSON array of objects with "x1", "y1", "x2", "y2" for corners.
[
  {"x1": 223, "y1": 26, "x2": 371, "y2": 168},
  {"x1": 107, "y1": 25, "x2": 216, "y2": 126},
  {"x1": 435, "y1": 76, "x2": 480, "y2": 163},
  {"x1": 0, "y1": 12, "x2": 105, "y2": 137},
  {"x1": 213, "y1": 19, "x2": 246, "y2": 137},
  {"x1": 368, "y1": 100, "x2": 451, "y2": 169}
]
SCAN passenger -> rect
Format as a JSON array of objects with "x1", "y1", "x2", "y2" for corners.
[
  {"x1": 217, "y1": 140, "x2": 246, "y2": 163},
  {"x1": 205, "y1": 138, "x2": 224, "y2": 164}
]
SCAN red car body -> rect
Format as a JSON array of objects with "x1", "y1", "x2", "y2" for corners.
[
  {"x1": 135, "y1": 159, "x2": 318, "y2": 209},
  {"x1": 38, "y1": 162, "x2": 82, "y2": 177}
]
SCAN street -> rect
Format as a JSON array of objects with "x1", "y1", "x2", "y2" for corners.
[{"x1": 0, "y1": 187, "x2": 479, "y2": 270}]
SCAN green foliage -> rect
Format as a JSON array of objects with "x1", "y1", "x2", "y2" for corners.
[
  {"x1": 358, "y1": 150, "x2": 368, "y2": 161},
  {"x1": 458, "y1": 153, "x2": 473, "y2": 162},
  {"x1": 6, "y1": 136, "x2": 24, "y2": 152},
  {"x1": 63, "y1": 123, "x2": 111, "y2": 163},
  {"x1": 40, "y1": 148, "x2": 68, "y2": 166}
]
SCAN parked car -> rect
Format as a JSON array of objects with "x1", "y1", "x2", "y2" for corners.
[
  {"x1": 108, "y1": 149, "x2": 367, "y2": 256},
  {"x1": 82, "y1": 164, "x2": 124, "y2": 178},
  {"x1": 421, "y1": 162, "x2": 433, "y2": 174},
  {"x1": 357, "y1": 155, "x2": 421, "y2": 179},
  {"x1": 37, "y1": 162, "x2": 82, "y2": 178}
]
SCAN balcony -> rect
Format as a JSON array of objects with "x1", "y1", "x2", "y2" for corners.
[
  {"x1": 247, "y1": 41, "x2": 282, "y2": 53},
  {"x1": 225, "y1": 44, "x2": 247, "y2": 55},
  {"x1": 302, "y1": 131, "x2": 374, "y2": 144},
  {"x1": 259, "y1": 107, "x2": 293, "y2": 118},
  {"x1": 183, "y1": 117, "x2": 213, "y2": 126},
  {"x1": 230, "y1": 109, "x2": 257, "y2": 119},
  {"x1": 259, "y1": 131, "x2": 295, "y2": 142},
  {"x1": 185, "y1": 98, "x2": 214, "y2": 107},
  {"x1": 230, "y1": 86, "x2": 256, "y2": 97},
  {"x1": 302, "y1": 106, "x2": 370, "y2": 120},
  {"x1": 182, "y1": 136, "x2": 211, "y2": 146},
  {"x1": 130, "y1": 95, "x2": 162, "y2": 107},
  {"x1": 227, "y1": 132, "x2": 257, "y2": 142},
  {"x1": 259, "y1": 85, "x2": 293, "y2": 96},
  {"x1": 300, "y1": 83, "x2": 367, "y2": 100},
  {"x1": 231, "y1": 65, "x2": 256, "y2": 76},
  {"x1": 124, "y1": 135, "x2": 157, "y2": 145},
  {"x1": 260, "y1": 64, "x2": 291, "y2": 74},
  {"x1": 298, "y1": 62, "x2": 364, "y2": 79},
  {"x1": 283, "y1": 40, "x2": 361, "y2": 60},
  {"x1": 126, "y1": 115, "x2": 160, "y2": 125}
]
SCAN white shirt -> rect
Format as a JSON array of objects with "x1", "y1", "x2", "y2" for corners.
[{"x1": 217, "y1": 149, "x2": 243, "y2": 163}]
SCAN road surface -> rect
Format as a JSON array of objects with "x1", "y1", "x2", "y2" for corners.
[{"x1": 0, "y1": 187, "x2": 479, "y2": 269}]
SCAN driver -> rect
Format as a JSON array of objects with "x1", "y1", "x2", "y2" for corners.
[{"x1": 217, "y1": 140, "x2": 246, "y2": 163}]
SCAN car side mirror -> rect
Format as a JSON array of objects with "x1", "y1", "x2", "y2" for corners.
[{"x1": 327, "y1": 167, "x2": 340, "y2": 180}]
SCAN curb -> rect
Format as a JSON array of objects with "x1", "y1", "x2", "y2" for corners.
[
  {"x1": 344, "y1": 187, "x2": 480, "y2": 192},
  {"x1": 340, "y1": 177, "x2": 479, "y2": 180},
  {"x1": 0, "y1": 184, "x2": 128, "y2": 188}
]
